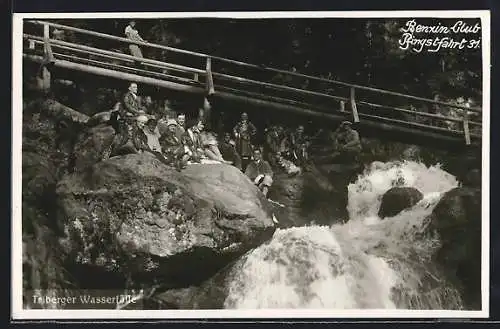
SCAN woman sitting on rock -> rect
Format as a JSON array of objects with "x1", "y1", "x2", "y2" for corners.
[
  {"x1": 200, "y1": 130, "x2": 232, "y2": 164},
  {"x1": 159, "y1": 119, "x2": 190, "y2": 170},
  {"x1": 131, "y1": 115, "x2": 150, "y2": 152},
  {"x1": 181, "y1": 119, "x2": 206, "y2": 163},
  {"x1": 131, "y1": 116, "x2": 175, "y2": 166},
  {"x1": 142, "y1": 118, "x2": 163, "y2": 153}
]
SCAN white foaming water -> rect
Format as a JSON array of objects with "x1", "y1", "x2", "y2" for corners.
[{"x1": 224, "y1": 161, "x2": 463, "y2": 309}]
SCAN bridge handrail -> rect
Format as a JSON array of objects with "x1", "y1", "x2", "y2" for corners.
[
  {"x1": 23, "y1": 33, "x2": 483, "y2": 134},
  {"x1": 25, "y1": 34, "x2": 482, "y2": 128},
  {"x1": 25, "y1": 19, "x2": 482, "y2": 114}
]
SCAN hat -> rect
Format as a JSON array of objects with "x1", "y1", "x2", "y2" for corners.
[
  {"x1": 340, "y1": 120, "x2": 352, "y2": 126},
  {"x1": 136, "y1": 115, "x2": 149, "y2": 123},
  {"x1": 166, "y1": 119, "x2": 178, "y2": 127}
]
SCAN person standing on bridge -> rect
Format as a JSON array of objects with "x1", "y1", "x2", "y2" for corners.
[
  {"x1": 125, "y1": 20, "x2": 146, "y2": 66},
  {"x1": 233, "y1": 112, "x2": 257, "y2": 171}
]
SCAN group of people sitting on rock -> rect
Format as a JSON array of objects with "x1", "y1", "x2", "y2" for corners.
[{"x1": 103, "y1": 81, "x2": 362, "y2": 198}]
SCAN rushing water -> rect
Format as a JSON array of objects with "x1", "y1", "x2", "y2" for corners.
[{"x1": 223, "y1": 160, "x2": 464, "y2": 309}]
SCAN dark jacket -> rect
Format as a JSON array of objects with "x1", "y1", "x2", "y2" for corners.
[
  {"x1": 181, "y1": 129, "x2": 203, "y2": 154},
  {"x1": 131, "y1": 126, "x2": 149, "y2": 152},
  {"x1": 233, "y1": 121, "x2": 257, "y2": 157},
  {"x1": 160, "y1": 131, "x2": 184, "y2": 155},
  {"x1": 122, "y1": 91, "x2": 144, "y2": 116},
  {"x1": 245, "y1": 160, "x2": 273, "y2": 181}
]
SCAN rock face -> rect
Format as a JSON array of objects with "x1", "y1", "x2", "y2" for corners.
[
  {"x1": 378, "y1": 187, "x2": 424, "y2": 219},
  {"x1": 72, "y1": 124, "x2": 116, "y2": 172},
  {"x1": 55, "y1": 153, "x2": 276, "y2": 288},
  {"x1": 270, "y1": 166, "x2": 347, "y2": 227},
  {"x1": 427, "y1": 187, "x2": 481, "y2": 309},
  {"x1": 22, "y1": 102, "x2": 81, "y2": 297}
]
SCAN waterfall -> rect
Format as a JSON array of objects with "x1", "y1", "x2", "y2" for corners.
[{"x1": 223, "y1": 161, "x2": 464, "y2": 309}]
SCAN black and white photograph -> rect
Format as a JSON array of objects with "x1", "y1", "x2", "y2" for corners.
[{"x1": 12, "y1": 11, "x2": 490, "y2": 319}]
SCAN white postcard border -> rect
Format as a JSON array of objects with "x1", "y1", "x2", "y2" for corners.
[{"x1": 12, "y1": 10, "x2": 491, "y2": 320}]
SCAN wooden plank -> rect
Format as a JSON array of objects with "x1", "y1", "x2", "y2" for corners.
[
  {"x1": 357, "y1": 99, "x2": 464, "y2": 123},
  {"x1": 206, "y1": 57, "x2": 215, "y2": 95},
  {"x1": 350, "y1": 87, "x2": 360, "y2": 123},
  {"x1": 357, "y1": 111, "x2": 464, "y2": 135},
  {"x1": 24, "y1": 34, "x2": 205, "y2": 75},
  {"x1": 53, "y1": 52, "x2": 200, "y2": 85},
  {"x1": 213, "y1": 71, "x2": 348, "y2": 103},
  {"x1": 214, "y1": 91, "x2": 476, "y2": 147},
  {"x1": 27, "y1": 20, "x2": 209, "y2": 61},
  {"x1": 24, "y1": 54, "x2": 206, "y2": 95}
]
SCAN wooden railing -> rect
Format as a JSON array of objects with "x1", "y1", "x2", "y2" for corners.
[{"x1": 22, "y1": 19, "x2": 482, "y2": 146}]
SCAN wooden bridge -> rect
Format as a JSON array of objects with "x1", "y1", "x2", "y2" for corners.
[{"x1": 22, "y1": 20, "x2": 482, "y2": 150}]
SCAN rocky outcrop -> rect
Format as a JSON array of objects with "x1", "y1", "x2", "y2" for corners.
[
  {"x1": 270, "y1": 166, "x2": 347, "y2": 227},
  {"x1": 86, "y1": 111, "x2": 113, "y2": 127},
  {"x1": 55, "y1": 153, "x2": 276, "y2": 288},
  {"x1": 427, "y1": 187, "x2": 481, "y2": 309},
  {"x1": 22, "y1": 102, "x2": 78, "y2": 297},
  {"x1": 378, "y1": 187, "x2": 424, "y2": 219},
  {"x1": 72, "y1": 124, "x2": 116, "y2": 172}
]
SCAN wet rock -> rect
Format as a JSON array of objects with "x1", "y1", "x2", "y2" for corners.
[
  {"x1": 22, "y1": 102, "x2": 75, "y2": 296},
  {"x1": 378, "y1": 187, "x2": 423, "y2": 219},
  {"x1": 87, "y1": 111, "x2": 113, "y2": 127},
  {"x1": 463, "y1": 168, "x2": 481, "y2": 188},
  {"x1": 427, "y1": 187, "x2": 481, "y2": 309},
  {"x1": 270, "y1": 166, "x2": 345, "y2": 227},
  {"x1": 55, "y1": 153, "x2": 276, "y2": 288},
  {"x1": 72, "y1": 124, "x2": 116, "y2": 172}
]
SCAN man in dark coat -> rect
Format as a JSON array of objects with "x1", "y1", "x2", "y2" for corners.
[
  {"x1": 122, "y1": 82, "x2": 147, "y2": 118},
  {"x1": 219, "y1": 132, "x2": 242, "y2": 170},
  {"x1": 245, "y1": 148, "x2": 273, "y2": 197},
  {"x1": 233, "y1": 112, "x2": 257, "y2": 170},
  {"x1": 329, "y1": 121, "x2": 362, "y2": 163},
  {"x1": 289, "y1": 125, "x2": 311, "y2": 166}
]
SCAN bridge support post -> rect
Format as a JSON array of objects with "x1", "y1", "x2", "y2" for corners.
[
  {"x1": 206, "y1": 57, "x2": 215, "y2": 95},
  {"x1": 463, "y1": 106, "x2": 471, "y2": 146},
  {"x1": 36, "y1": 23, "x2": 53, "y2": 94},
  {"x1": 350, "y1": 87, "x2": 360, "y2": 123}
]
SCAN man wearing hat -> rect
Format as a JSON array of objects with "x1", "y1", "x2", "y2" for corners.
[
  {"x1": 160, "y1": 119, "x2": 189, "y2": 170},
  {"x1": 329, "y1": 120, "x2": 362, "y2": 163},
  {"x1": 131, "y1": 115, "x2": 150, "y2": 153},
  {"x1": 233, "y1": 112, "x2": 257, "y2": 171},
  {"x1": 219, "y1": 132, "x2": 242, "y2": 170},
  {"x1": 143, "y1": 118, "x2": 162, "y2": 153},
  {"x1": 245, "y1": 148, "x2": 274, "y2": 197}
]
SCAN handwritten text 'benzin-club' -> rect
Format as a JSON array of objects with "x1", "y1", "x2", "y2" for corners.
[{"x1": 398, "y1": 19, "x2": 481, "y2": 53}]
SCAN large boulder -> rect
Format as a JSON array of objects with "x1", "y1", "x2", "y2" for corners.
[
  {"x1": 427, "y1": 187, "x2": 481, "y2": 309},
  {"x1": 55, "y1": 153, "x2": 276, "y2": 288},
  {"x1": 378, "y1": 187, "x2": 424, "y2": 219},
  {"x1": 72, "y1": 124, "x2": 116, "y2": 172}
]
